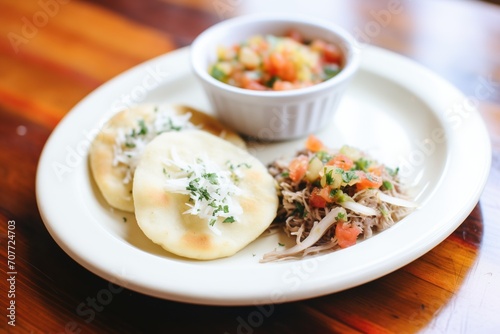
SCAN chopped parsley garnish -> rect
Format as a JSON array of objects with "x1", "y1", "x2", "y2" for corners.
[
  {"x1": 341, "y1": 170, "x2": 358, "y2": 183},
  {"x1": 336, "y1": 212, "x2": 346, "y2": 221},
  {"x1": 203, "y1": 172, "x2": 219, "y2": 185},
  {"x1": 355, "y1": 158, "x2": 370, "y2": 171},
  {"x1": 330, "y1": 189, "x2": 348, "y2": 203},
  {"x1": 330, "y1": 188, "x2": 340, "y2": 198},
  {"x1": 186, "y1": 178, "x2": 212, "y2": 202},
  {"x1": 265, "y1": 76, "x2": 279, "y2": 88},
  {"x1": 164, "y1": 154, "x2": 246, "y2": 229},
  {"x1": 223, "y1": 217, "x2": 235, "y2": 223},
  {"x1": 325, "y1": 169, "x2": 334, "y2": 185},
  {"x1": 137, "y1": 119, "x2": 148, "y2": 135},
  {"x1": 324, "y1": 67, "x2": 340, "y2": 79},
  {"x1": 315, "y1": 151, "x2": 333, "y2": 164},
  {"x1": 293, "y1": 202, "x2": 307, "y2": 218},
  {"x1": 228, "y1": 162, "x2": 252, "y2": 169},
  {"x1": 167, "y1": 118, "x2": 182, "y2": 131},
  {"x1": 210, "y1": 66, "x2": 226, "y2": 81},
  {"x1": 382, "y1": 180, "x2": 393, "y2": 190},
  {"x1": 112, "y1": 108, "x2": 195, "y2": 184},
  {"x1": 323, "y1": 67, "x2": 340, "y2": 80},
  {"x1": 312, "y1": 179, "x2": 322, "y2": 188},
  {"x1": 226, "y1": 161, "x2": 251, "y2": 183}
]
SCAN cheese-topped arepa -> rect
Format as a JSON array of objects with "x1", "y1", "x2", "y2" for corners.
[
  {"x1": 89, "y1": 104, "x2": 246, "y2": 212},
  {"x1": 133, "y1": 130, "x2": 278, "y2": 260}
]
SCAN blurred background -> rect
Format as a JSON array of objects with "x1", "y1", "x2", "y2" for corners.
[{"x1": 2, "y1": 0, "x2": 498, "y2": 130}]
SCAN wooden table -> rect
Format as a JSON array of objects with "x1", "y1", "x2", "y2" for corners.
[{"x1": 1, "y1": 0, "x2": 499, "y2": 332}]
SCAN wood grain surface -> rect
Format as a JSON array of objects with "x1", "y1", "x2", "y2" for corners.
[{"x1": 1, "y1": 0, "x2": 499, "y2": 333}]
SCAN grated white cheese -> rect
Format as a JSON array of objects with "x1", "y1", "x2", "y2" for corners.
[
  {"x1": 112, "y1": 106, "x2": 195, "y2": 183},
  {"x1": 163, "y1": 149, "x2": 248, "y2": 235}
]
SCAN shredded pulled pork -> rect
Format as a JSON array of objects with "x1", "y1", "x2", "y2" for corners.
[{"x1": 262, "y1": 139, "x2": 416, "y2": 262}]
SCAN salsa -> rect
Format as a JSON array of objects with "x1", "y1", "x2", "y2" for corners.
[{"x1": 209, "y1": 31, "x2": 343, "y2": 91}]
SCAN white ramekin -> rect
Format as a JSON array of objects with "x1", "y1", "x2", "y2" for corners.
[{"x1": 190, "y1": 14, "x2": 360, "y2": 141}]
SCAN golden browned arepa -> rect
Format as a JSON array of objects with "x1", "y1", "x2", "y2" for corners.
[{"x1": 133, "y1": 130, "x2": 278, "y2": 260}]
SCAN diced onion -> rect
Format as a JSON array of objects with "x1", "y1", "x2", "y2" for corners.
[{"x1": 306, "y1": 157, "x2": 323, "y2": 182}]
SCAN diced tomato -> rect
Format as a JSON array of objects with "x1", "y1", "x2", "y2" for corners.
[
  {"x1": 288, "y1": 155, "x2": 309, "y2": 183},
  {"x1": 310, "y1": 40, "x2": 342, "y2": 64},
  {"x1": 335, "y1": 221, "x2": 361, "y2": 248},
  {"x1": 273, "y1": 80, "x2": 295, "y2": 91},
  {"x1": 309, "y1": 187, "x2": 327, "y2": 208},
  {"x1": 322, "y1": 43, "x2": 343, "y2": 64},
  {"x1": 266, "y1": 52, "x2": 297, "y2": 82},
  {"x1": 305, "y1": 135, "x2": 325, "y2": 152},
  {"x1": 243, "y1": 80, "x2": 267, "y2": 90},
  {"x1": 318, "y1": 186, "x2": 335, "y2": 203},
  {"x1": 264, "y1": 52, "x2": 281, "y2": 76},
  {"x1": 327, "y1": 154, "x2": 353, "y2": 171},
  {"x1": 240, "y1": 75, "x2": 267, "y2": 90},
  {"x1": 355, "y1": 171, "x2": 383, "y2": 191}
]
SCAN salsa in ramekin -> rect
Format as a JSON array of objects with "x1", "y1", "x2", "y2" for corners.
[{"x1": 209, "y1": 30, "x2": 343, "y2": 91}]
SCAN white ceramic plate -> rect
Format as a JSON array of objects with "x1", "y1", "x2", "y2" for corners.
[{"x1": 36, "y1": 46, "x2": 491, "y2": 306}]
